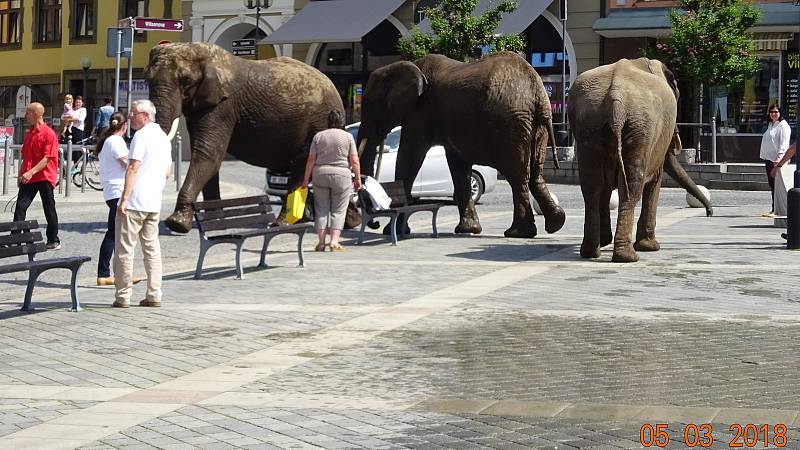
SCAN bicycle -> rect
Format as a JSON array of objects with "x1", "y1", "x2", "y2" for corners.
[{"x1": 56, "y1": 136, "x2": 102, "y2": 191}]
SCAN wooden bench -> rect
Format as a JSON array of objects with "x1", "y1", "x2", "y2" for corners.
[
  {"x1": 357, "y1": 180, "x2": 442, "y2": 245},
  {"x1": 0, "y1": 220, "x2": 90, "y2": 311},
  {"x1": 193, "y1": 195, "x2": 312, "y2": 279}
]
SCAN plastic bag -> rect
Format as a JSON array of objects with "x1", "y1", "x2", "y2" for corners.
[{"x1": 285, "y1": 186, "x2": 308, "y2": 224}]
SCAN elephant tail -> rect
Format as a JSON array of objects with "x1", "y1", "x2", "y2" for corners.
[{"x1": 610, "y1": 94, "x2": 630, "y2": 202}]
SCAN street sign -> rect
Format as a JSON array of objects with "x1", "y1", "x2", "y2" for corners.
[
  {"x1": 232, "y1": 48, "x2": 257, "y2": 57},
  {"x1": 127, "y1": 17, "x2": 184, "y2": 32},
  {"x1": 106, "y1": 27, "x2": 133, "y2": 57},
  {"x1": 232, "y1": 39, "x2": 255, "y2": 48}
]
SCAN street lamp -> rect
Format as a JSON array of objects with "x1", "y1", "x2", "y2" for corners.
[
  {"x1": 80, "y1": 56, "x2": 91, "y2": 99},
  {"x1": 244, "y1": 0, "x2": 272, "y2": 45}
]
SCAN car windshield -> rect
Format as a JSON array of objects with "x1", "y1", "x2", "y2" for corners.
[{"x1": 346, "y1": 125, "x2": 401, "y2": 153}]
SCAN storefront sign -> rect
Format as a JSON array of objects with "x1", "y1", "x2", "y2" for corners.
[
  {"x1": 117, "y1": 79, "x2": 150, "y2": 108},
  {"x1": 0, "y1": 127, "x2": 13, "y2": 146},
  {"x1": 783, "y1": 52, "x2": 798, "y2": 128}
]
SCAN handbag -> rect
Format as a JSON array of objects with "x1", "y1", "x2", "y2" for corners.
[{"x1": 285, "y1": 186, "x2": 308, "y2": 224}]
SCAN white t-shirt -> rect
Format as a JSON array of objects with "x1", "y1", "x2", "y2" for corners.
[
  {"x1": 99, "y1": 135, "x2": 129, "y2": 201},
  {"x1": 759, "y1": 119, "x2": 791, "y2": 162},
  {"x1": 124, "y1": 123, "x2": 172, "y2": 213},
  {"x1": 72, "y1": 107, "x2": 87, "y2": 131}
]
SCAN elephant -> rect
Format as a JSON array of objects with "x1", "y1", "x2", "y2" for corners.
[
  {"x1": 567, "y1": 57, "x2": 713, "y2": 263},
  {"x1": 356, "y1": 51, "x2": 565, "y2": 238},
  {"x1": 145, "y1": 42, "x2": 345, "y2": 233}
]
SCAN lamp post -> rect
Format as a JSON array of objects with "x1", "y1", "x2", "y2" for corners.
[
  {"x1": 80, "y1": 56, "x2": 91, "y2": 99},
  {"x1": 244, "y1": 0, "x2": 272, "y2": 48}
]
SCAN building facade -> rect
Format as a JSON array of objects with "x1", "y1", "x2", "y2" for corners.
[
  {"x1": 594, "y1": 0, "x2": 799, "y2": 162},
  {"x1": 0, "y1": 0, "x2": 183, "y2": 142}
]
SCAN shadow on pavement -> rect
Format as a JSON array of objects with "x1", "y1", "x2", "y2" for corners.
[{"x1": 447, "y1": 243, "x2": 575, "y2": 262}]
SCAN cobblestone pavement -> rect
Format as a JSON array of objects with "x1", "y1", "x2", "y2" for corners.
[{"x1": 0, "y1": 162, "x2": 797, "y2": 449}]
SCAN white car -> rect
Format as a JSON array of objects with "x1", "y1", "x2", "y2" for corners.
[
  {"x1": 265, "y1": 123, "x2": 497, "y2": 202},
  {"x1": 345, "y1": 123, "x2": 497, "y2": 202}
]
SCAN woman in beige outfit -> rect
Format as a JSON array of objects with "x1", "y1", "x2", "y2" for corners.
[{"x1": 302, "y1": 111, "x2": 361, "y2": 251}]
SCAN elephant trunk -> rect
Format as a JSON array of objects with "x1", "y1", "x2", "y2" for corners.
[
  {"x1": 664, "y1": 151, "x2": 713, "y2": 217},
  {"x1": 149, "y1": 82, "x2": 182, "y2": 138}
]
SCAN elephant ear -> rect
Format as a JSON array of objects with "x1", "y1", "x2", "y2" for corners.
[
  {"x1": 660, "y1": 63, "x2": 679, "y2": 102},
  {"x1": 385, "y1": 62, "x2": 428, "y2": 120},
  {"x1": 192, "y1": 62, "x2": 228, "y2": 110}
]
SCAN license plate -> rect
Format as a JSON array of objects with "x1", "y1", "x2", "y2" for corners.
[{"x1": 269, "y1": 176, "x2": 288, "y2": 185}]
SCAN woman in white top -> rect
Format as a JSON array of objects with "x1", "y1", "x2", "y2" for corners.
[
  {"x1": 759, "y1": 104, "x2": 791, "y2": 217},
  {"x1": 70, "y1": 96, "x2": 88, "y2": 145},
  {"x1": 96, "y1": 112, "x2": 130, "y2": 286}
]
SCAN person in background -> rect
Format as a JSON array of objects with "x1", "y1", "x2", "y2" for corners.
[
  {"x1": 112, "y1": 100, "x2": 172, "y2": 308},
  {"x1": 60, "y1": 94, "x2": 73, "y2": 142},
  {"x1": 301, "y1": 110, "x2": 361, "y2": 252},
  {"x1": 759, "y1": 104, "x2": 791, "y2": 218},
  {"x1": 70, "y1": 96, "x2": 88, "y2": 146},
  {"x1": 93, "y1": 97, "x2": 115, "y2": 139},
  {"x1": 96, "y1": 112, "x2": 143, "y2": 287},
  {"x1": 14, "y1": 103, "x2": 60, "y2": 249}
]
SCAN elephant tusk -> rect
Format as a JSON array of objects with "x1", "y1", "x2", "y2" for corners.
[
  {"x1": 166, "y1": 118, "x2": 180, "y2": 141},
  {"x1": 375, "y1": 138, "x2": 385, "y2": 180},
  {"x1": 357, "y1": 139, "x2": 367, "y2": 157},
  {"x1": 672, "y1": 130, "x2": 683, "y2": 156}
]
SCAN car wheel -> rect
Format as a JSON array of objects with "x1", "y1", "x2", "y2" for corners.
[{"x1": 470, "y1": 171, "x2": 485, "y2": 203}]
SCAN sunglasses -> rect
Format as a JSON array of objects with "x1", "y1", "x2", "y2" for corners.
[{"x1": 770, "y1": 110, "x2": 780, "y2": 114}]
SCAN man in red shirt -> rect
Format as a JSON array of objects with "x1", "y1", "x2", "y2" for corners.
[{"x1": 14, "y1": 102, "x2": 61, "y2": 249}]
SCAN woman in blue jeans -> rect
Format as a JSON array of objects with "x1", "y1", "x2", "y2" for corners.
[{"x1": 96, "y1": 113, "x2": 140, "y2": 286}]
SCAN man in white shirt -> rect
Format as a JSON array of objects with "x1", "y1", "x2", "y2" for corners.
[{"x1": 113, "y1": 99, "x2": 172, "y2": 308}]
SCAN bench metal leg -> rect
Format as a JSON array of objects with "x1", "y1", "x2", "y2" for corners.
[
  {"x1": 357, "y1": 211, "x2": 368, "y2": 245},
  {"x1": 21, "y1": 268, "x2": 42, "y2": 312},
  {"x1": 296, "y1": 231, "x2": 306, "y2": 268},
  {"x1": 259, "y1": 235, "x2": 271, "y2": 267},
  {"x1": 69, "y1": 266, "x2": 81, "y2": 312},
  {"x1": 194, "y1": 240, "x2": 211, "y2": 280},
  {"x1": 431, "y1": 209, "x2": 440, "y2": 238},
  {"x1": 389, "y1": 214, "x2": 399, "y2": 246},
  {"x1": 234, "y1": 240, "x2": 245, "y2": 280}
]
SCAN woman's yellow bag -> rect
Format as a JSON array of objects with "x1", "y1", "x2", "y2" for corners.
[{"x1": 285, "y1": 186, "x2": 308, "y2": 224}]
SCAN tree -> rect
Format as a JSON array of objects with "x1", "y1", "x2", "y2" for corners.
[
  {"x1": 652, "y1": 0, "x2": 760, "y2": 143},
  {"x1": 397, "y1": 0, "x2": 525, "y2": 62}
]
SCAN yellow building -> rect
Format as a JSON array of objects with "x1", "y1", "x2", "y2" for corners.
[{"x1": 0, "y1": 0, "x2": 185, "y2": 138}]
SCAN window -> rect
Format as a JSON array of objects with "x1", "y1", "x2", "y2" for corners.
[
  {"x1": 119, "y1": 0, "x2": 147, "y2": 39},
  {"x1": 72, "y1": 0, "x2": 95, "y2": 39},
  {"x1": 0, "y1": 0, "x2": 22, "y2": 47},
  {"x1": 36, "y1": 0, "x2": 61, "y2": 44}
]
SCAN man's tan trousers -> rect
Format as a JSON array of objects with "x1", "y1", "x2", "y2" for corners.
[{"x1": 113, "y1": 210, "x2": 162, "y2": 304}]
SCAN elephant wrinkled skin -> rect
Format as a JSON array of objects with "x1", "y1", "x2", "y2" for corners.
[
  {"x1": 567, "y1": 58, "x2": 713, "y2": 263},
  {"x1": 145, "y1": 43, "x2": 345, "y2": 233},
  {"x1": 357, "y1": 52, "x2": 565, "y2": 238}
]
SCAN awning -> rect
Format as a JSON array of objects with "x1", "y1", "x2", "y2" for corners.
[
  {"x1": 418, "y1": 0, "x2": 554, "y2": 35},
  {"x1": 594, "y1": 3, "x2": 800, "y2": 38},
  {"x1": 262, "y1": 0, "x2": 405, "y2": 45},
  {"x1": 753, "y1": 32, "x2": 792, "y2": 51}
]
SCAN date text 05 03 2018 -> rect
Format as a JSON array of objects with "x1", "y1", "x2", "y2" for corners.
[{"x1": 640, "y1": 423, "x2": 789, "y2": 448}]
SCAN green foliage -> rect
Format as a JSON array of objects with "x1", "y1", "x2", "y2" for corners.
[
  {"x1": 397, "y1": 0, "x2": 526, "y2": 62},
  {"x1": 653, "y1": 0, "x2": 761, "y2": 86}
]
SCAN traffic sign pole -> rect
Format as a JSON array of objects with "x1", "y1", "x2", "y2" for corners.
[{"x1": 114, "y1": 27, "x2": 123, "y2": 113}]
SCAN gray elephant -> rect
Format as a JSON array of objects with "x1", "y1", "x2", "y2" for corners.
[
  {"x1": 567, "y1": 57, "x2": 713, "y2": 263},
  {"x1": 145, "y1": 42, "x2": 345, "y2": 233},
  {"x1": 357, "y1": 52, "x2": 565, "y2": 238}
]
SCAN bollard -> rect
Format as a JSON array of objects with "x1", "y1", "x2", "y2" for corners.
[
  {"x1": 80, "y1": 147, "x2": 88, "y2": 193},
  {"x1": 2, "y1": 139, "x2": 9, "y2": 195},
  {"x1": 65, "y1": 141, "x2": 72, "y2": 198},
  {"x1": 58, "y1": 147, "x2": 64, "y2": 194},
  {"x1": 175, "y1": 132, "x2": 182, "y2": 192},
  {"x1": 711, "y1": 117, "x2": 717, "y2": 164}
]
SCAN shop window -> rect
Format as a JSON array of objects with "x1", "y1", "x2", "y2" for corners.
[
  {"x1": 706, "y1": 54, "x2": 782, "y2": 134},
  {"x1": 71, "y1": 0, "x2": 95, "y2": 40},
  {"x1": 35, "y1": 0, "x2": 62, "y2": 44},
  {"x1": 0, "y1": 0, "x2": 22, "y2": 47}
]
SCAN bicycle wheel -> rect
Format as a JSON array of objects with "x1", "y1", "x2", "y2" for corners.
[{"x1": 84, "y1": 156, "x2": 102, "y2": 191}]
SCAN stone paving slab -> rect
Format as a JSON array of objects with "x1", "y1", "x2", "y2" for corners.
[{"x1": 0, "y1": 162, "x2": 796, "y2": 448}]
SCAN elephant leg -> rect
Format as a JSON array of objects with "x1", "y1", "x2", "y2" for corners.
[
  {"x1": 530, "y1": 125, "x2": 565, "y2": 234},
  {"x1": 612, "y1": 155, "x2": 645, "y2": 263},
  {"x1": 578, "y1": 153, "x2": 603, "y2": 258},
  {"x1": 634, "y1": 171, "x2": 662, "y2": 252},
  {"x1": 599, "y1": 188, "x2": 613, "y2": 247},
  {"x1": 202, "y1": 173, "x2": 221, "y2": 202},
  {"x1": 503, "y1": 149, "x2": 536, "y2": 238},
  {"x1": 445, "y1": 150, "x2": 481, "y2": 235}
]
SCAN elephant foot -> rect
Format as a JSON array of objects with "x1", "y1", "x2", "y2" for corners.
[
  {"x1": 165, "y1": 209, "x2": 193, "y2": 234},
  {"x1": 580, "y1": 242, "x2": 601, "y2": 259},
  {"x1": 634, "y1": 237, "x2": 660, "y2": 252},
  {"x1": 611, "y1": 244, "x2": 639, "y2": 263},
  {"x1": 382, "y1": 223, "x2": 411, "y2": 235},
  {"x1": 504, "y1": 222, "x2": 537, "y2": 238},
  {"x1": 544, "y1": 206, "x2": 566, "y2": 234},
  {"x1": 455, "y1": 220, "x2": 482, "y2": 235},
  {"x1": 600, "y1": 230, "x2": 613, "y2": 247}
]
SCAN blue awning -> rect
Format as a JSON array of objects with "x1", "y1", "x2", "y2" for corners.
[{"x1": 594, "y1": 3, "x2": 800, "y2": 38}]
